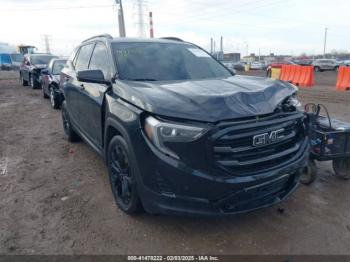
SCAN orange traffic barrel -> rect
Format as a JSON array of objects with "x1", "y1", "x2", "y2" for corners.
[{"x1": 336, "y1": 66, "x2": 350, "y2": 91}]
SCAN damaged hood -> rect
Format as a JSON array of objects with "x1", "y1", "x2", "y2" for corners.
[{"x1": 113, "y1": 75, "x2": 297, "y2": 122}]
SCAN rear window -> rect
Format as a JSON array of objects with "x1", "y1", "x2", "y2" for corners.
[
  {"x1": 31, "y1": 55, "x2": 58, "y2": 65},
  {"x1": 52, "y1": 60, "x2": 67, "y2": 75}
]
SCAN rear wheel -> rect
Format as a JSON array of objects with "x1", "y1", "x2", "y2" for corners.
[
  {"x1": 61, "y1": 101, "x2": 80, "y2": 142},
  {"x1": 333, "y1": 158, "x2": 350, "y2": 180},
  {"x1": 107, "y1": 136, "x2": 142, "y2": 214}
]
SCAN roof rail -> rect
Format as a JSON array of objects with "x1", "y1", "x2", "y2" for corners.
[
  {"x1": 82, "y1": 34, "x2": 113, "y2": 43},
  {"x1": 160, "y1": 37, "x2": 184, "y2": 42}
]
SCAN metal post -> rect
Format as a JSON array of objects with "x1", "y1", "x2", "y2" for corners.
[
  {"x1": 323, "y1": 27, "x2": 328, "y2": 58},
  {"x1": 116, "y1": 0, "x2": 126, "y2": 37},
  {"x1": 149, "y1": 12, "x2": 154, "y2": 38}
]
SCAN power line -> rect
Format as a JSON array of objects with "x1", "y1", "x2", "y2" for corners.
[
  {"x1": 155, "y1": 0, "x2": 287, "y2": 28},
  {"x1": 2, "y1": 4, "x2": 115, "y2": 12}
]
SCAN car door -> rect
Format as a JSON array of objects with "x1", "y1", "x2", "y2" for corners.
[
  {"x1": 324, "y1": 60, "x2": 332, "y2": 70},
  {"x1": 63, "y1": 43, "x2": 94, "y2": 130},
  {"x1": 78, "y1": 42, "x2": 113, "y2": 148}
]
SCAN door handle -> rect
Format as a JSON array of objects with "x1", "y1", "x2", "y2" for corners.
[{"x1": 80, "y1": 84, "x2": 85, "y2": 90}]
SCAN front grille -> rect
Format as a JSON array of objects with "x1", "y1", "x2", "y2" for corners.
[
  {"x1": 211, "y1": 112, "x2": 306, "y2": 176},
  {"x1": 220, "y1": 174, "x2": 294, "y2": 213}
]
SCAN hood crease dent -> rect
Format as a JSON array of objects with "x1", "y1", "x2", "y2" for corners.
[{"x1": 113, "y1": 75, "x2": 296, "y2": 122}]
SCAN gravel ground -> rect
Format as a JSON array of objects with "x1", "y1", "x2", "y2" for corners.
[{"x1": 0, "y1": 71, "x2": 350, "y2": 255}]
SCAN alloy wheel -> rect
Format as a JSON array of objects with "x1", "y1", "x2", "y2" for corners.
[
  {"x1": 109, "y1": 145, "x2": 133, "y2": 206},
  {"x1": 30, "y1": 75, "x2": 34, "y2": 88},
  {"x1": 50, "y1": 88, "x2": 55, "y2": 108}
]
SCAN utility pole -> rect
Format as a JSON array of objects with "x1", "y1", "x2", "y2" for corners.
[
  {"x1": 115, "y1": 0, "x2": 126, "y2": 37},
  {"x1": 149, "y1": 12, "x2": 154, "y2": 38},
  {"x1": 42, "y1": 34, "x2": 52, "y2": 54},
  {"x1": 323, "y1": 27, "x2": 328, "y2": 58},
  {"x1": 210, "y1": 38, "x2": 213, "y2": 54}
]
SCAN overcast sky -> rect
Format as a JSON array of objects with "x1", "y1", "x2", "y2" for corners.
[{"x1": 1, "y1": 0, "x2": 349, "y2": 56}]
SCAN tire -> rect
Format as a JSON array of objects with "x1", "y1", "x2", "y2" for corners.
[
  {"x1": 107, "y1": 135, "x2": 142, "y2": 214},
  {"x1": 42, "y1": 82, "x2": 49, "y2": 98},
  {"x1": 333, "y1": 158, "x2": 350, "y2": 180},
  {"x1": 300, "y1": 159, "x2": 317, "y2": 185},
  {"x1": 61, "y1": 101, "x2": 80, "y2": 142},
  {"x1": 30, "y1": 74, "x2": 40, "y2": 89},
  {"x1": 20, "y1": 73, "x2": 28, "y2": 86},
  {"x1": 50, "y1": 87, "x2": 60, "y2": 109}
]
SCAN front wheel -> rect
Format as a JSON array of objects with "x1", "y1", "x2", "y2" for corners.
[
  {"x1": 42, "y1": 82, "x2": 49, "y2": 98},
  {"x1": 61, "y1": 101, "x2": 80, "y2": 142},
  {"x1": 107, "y1": 136, "x2": 142, "y2": 214},
  {"x1": 50, "y1": 87, "x2": 60, "y2": 109},
  {"x1": 29, "y1": 74, "x2": 36, "y2": 89}
]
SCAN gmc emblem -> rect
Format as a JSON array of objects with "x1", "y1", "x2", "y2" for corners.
[{"x1": 252, "y1": 128, "x2": 285, "y2": 147}]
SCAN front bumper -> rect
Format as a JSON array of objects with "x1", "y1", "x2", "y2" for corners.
[{"x1": 132, "y1": 131, "x2": 309, "y2": 216}]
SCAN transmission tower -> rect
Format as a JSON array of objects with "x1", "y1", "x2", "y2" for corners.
[
  {"x1": 42, "y1": 34, "x2": 52, "y2": 54},
  {"x1": 133, "y1": 0, "x2": 148, "y2": 37}
]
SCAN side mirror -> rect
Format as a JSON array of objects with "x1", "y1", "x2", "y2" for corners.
[
  {"x1": 76, "y1": 69, "x2": 110, "y2": 84},
  {"x1": 41, "y1": 69, "x2": 49, "y2": 75}
]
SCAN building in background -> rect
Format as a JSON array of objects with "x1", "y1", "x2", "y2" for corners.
[{"x1": 223, "y1": 53, "x2": 241, "y2": 62}]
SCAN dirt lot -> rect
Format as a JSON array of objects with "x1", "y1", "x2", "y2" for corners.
[{"x1": 1, "y1": 70, "x2": 350, "y2": 255}]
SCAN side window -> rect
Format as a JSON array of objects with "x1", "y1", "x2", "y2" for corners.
[
  {"x1": 75, "y1": 43, "x2": 94, "y2": 71},
  {"x1": 70, "y1": 47, "x2": 79, "y2": 67},
  {"x1": 89, "y1": 42, "x2": 111, "y2": 79}
]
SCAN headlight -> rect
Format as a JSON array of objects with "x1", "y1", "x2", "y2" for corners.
[
  {"x1": 287, "y1": 95, "x2": 302, "y2": 109},
  {"x1": 144, "y1": 116, "x2": 207, "y2": 159}
]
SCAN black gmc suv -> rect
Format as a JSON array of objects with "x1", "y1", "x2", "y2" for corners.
[{"x1": 60, "y1": 34, "x2": 309, "y2": 216}]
